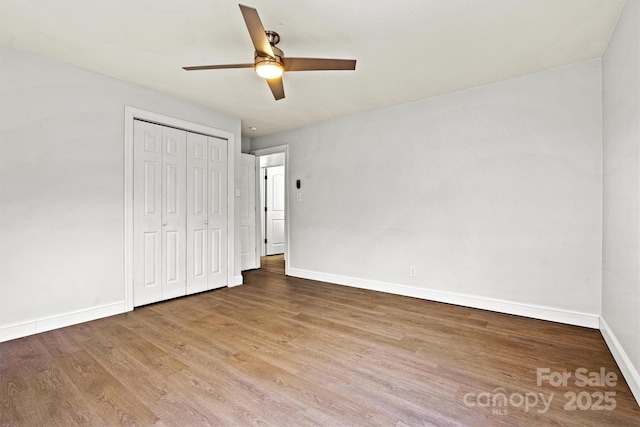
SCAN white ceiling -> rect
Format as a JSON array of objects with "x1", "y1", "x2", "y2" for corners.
[{"x1": 0, "y1": 0, "x2": 625, "y2": 137}]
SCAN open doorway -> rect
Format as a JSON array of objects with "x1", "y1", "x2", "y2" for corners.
[
  {"x1": 261, "y1": 254, "x2": 285, "y2": 275},
  {"x1": 251, "y1": 145, "x2": 289, "y2": 275}
]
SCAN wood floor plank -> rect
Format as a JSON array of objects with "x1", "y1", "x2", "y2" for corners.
[
  {"x1": 0, "y1": 336, "x2": 105, "y2": 426},
  {"x1": 80, "y1": 338, "x2": 171, "y2": 404},
  {"x1": 26, "y1": 365, "x2": 104, "y2": 426},
  {"x1": 0, "y1": 338, "x2": 54, "y2": 426},
  {"x1": 224, "y1": 351, "x2": 396, "y2": 426},
  {"x1": 57, "y1": 350, "x2": 159, "y2": 426}
]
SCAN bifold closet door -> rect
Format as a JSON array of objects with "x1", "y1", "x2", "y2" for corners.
[
  {"x1": 134, "y1": 120, "x2": 228, "y2": 306},
  {"x1": 206, "y1": 136, "x2": 228, "y2": 290},
  {"x1": 186, "y1": 132, "x2": 228, "y2": 293},
  {"x1": 186, "y1": 133, "x2": 208, "y2": 294},
  {"x1": 133, "y1": 120, "x2": 187, "y2": 306}
]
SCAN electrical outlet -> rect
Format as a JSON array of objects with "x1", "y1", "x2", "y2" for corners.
[{"x1": 409, "y1": 266, "x2": 416, "y2": 277}]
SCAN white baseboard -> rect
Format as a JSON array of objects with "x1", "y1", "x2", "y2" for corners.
[
  {"x1": 288, "y1": 267, "x2": 600, "y2": 329},
  {"x1": 600, "y1": 316, "x2": 640, "y2": 406},
  {"x1": 0, "y1": 301, "x2": 125, "y2": 343}
]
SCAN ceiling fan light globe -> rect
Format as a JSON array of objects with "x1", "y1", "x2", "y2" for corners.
[{"x1": 255, "y1": 62, "x2": 284, "y2": 79}]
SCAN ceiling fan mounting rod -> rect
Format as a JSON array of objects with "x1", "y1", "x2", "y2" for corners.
[{"x1": 265, "y1": 30, "x2": 280, "y2": 46}]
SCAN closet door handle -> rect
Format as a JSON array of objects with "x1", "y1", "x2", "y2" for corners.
[
  {"x1": 162, "y1": 221, "x2": 167, "y2": 226},
  {"x1": 205, "y1": 220, "x2": 209, "y2": 225}
]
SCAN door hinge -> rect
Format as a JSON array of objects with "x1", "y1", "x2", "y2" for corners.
[
  {"x1": 264, "y1": 239, "x2": 267, "y2": 244},
  {"x1": 264, "y1": 206, "x2": 267, "y2": 212}
]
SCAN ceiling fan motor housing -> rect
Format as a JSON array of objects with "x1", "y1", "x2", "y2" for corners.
[{"x1": 255, "y1": 45, "x2": 284, "y2": 66}]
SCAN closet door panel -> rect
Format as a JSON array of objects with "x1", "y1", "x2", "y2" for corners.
[
  {"x1": 161, "y1": 127, "x2": 187, "y2": 300},
  {"x1": 207, "y1": 137, "x2": 228, "y2": 290},
  {"x1": 133, "y1": 121, "x2": 163, "y2": 306},
  {"x1": 186, "y1": 132, "x2": 209, "y2": 294}
]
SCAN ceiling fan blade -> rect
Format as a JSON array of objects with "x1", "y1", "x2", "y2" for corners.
[
  {"x1": 283, "y1": 58, "x2": 356, "y2": 72},
  {"x1": 183, "y1": 63, "x2": 254, "y2": 71},
  {"x1": 266, "y1": 77, "x2": 285, "y2": 100},
  {"x1": 239, "y1": 4, "x2": 275, "y2": 58}
]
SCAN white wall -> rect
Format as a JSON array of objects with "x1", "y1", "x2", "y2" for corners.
[
  {"x1": 0, "y1": 45, "x2": 241, "y2": 340},
  {"x1": 241, "y1": 136, "x2": 251, "y2": 154},
  {"x1": 602, "y1": 0, "x2": 640, "y2": 402},
  {"x1": 252, "y1": 59, "x2": 603, "y2": 327}
]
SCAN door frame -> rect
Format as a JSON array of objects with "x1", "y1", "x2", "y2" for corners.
[
  {"x1": 251, "y1": 145, "x2": 290, "y2": 275},
  {"x1": 124, "y1": 106, "x2": 236, "y2": 311}
]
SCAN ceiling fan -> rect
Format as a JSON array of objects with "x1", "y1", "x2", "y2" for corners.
[{"x1": 183, "y1": 4, "x2": 357, "y2": 100}]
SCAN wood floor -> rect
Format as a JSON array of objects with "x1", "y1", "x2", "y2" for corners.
[{"x1": 1, "y1": 256, "x2": 639, "y2": 426}]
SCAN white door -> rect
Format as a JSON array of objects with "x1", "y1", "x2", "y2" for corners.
[
  {"x1": 134, "y1": 120, "x2": 228, "y2": 306},
  {"x1": 161, "y1": 127, "x2": 187, "y2": 300},
  {"x1": 207, "y1": 136, "x2": 228, "y2": 289},
  {"x1": 240, "y1": 154, "x2": 258, "y2": 270},
  {"x1": 133, "y1": 120, "x2": 187, "y2": 306},
  {"x1": 265, "y1": 165, "x2": 285, "y2": 255},
  {"x1": 133, "y1": 121, "x2": 162, "y2": 305},
  {"x1": 186, "y1": 132, "x2": 209, "y2": 294},
  {"x1": 186, "y1": 133, "x2": 228, "y2": 292}
]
